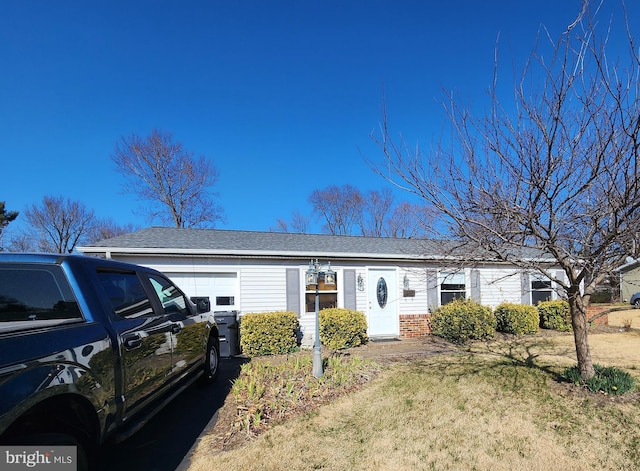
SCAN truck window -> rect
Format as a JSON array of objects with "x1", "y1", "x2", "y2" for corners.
[
  {"x1": 0, "y1": 265, "x2": 81, "y2": 323},
  {"x1": 147, "y1": 274, "x2": 189, "y2": 316},
  {"x1": 97, "y1": 270, "x2": 154, "y2": 318}
]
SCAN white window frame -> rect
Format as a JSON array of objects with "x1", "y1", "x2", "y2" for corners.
[
  {"x1": 439, "y1": 270, "x2": 467, "y2": 305},
  {"x1": 531, "y1": 273, "x2": 553, "y2": 305},
  {"x1": 304, "y1": 271, "x2": 339, "y2": 314}
]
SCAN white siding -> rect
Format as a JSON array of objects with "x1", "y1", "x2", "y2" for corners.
[
  {"x1": 355, "y1": 270, "x2": 367, "y2": 313},
  {"x1": 240, "y1": 266, "x2": 288, "y2": 314},
  {"x1": 477, "y1": 267, "x2": 522, "y2": 308},
  {"x1": 398, "y1": 268, "x2": 428, "y2": 315}
]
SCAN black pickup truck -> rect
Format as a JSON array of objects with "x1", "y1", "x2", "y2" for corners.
[{"x1": 0, "y1": 253, "x2": 220, "y2": 469}]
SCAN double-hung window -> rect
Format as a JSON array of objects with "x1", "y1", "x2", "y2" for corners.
[
  {"x1": 439, "y1": 271, "x2": 466, "y2": 305},
  {"x1": 531, "y1": 274, "x2": 552, "y2": 304}
]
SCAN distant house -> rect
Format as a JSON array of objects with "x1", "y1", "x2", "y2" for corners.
[
  {"x1": 616, "y1": 258, "x2": 640, "y2": 303},
  {"x1": 78, "y1": 227, "x2": 563, "y2": 344}
]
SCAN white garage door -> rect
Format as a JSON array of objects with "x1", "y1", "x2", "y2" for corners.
[{"x1": 167, "y1": 273, "x2": 238, "y2": 311}]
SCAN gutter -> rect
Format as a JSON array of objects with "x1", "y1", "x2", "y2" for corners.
[{"x1": 77, "y1": 245, "x2": 555, "y2": 265}]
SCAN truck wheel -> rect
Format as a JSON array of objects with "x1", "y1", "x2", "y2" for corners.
[{"x1": 201, "y1": 336, "x2": 220, "y2": 384}]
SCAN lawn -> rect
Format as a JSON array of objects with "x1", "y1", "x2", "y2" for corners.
[{"x1": 187, "y1": 309, "x2": 640, "y2": 471}]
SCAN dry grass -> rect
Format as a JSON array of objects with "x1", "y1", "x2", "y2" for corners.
[
  {"x1": 187, "y1": 325, "x2": 640, "y2": 471},
  {"x1": 608, "y1": 307, "x2": 640, "y2": 330}
]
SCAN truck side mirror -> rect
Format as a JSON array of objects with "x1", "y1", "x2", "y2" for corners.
[{"x1": 190, "y1": 296, "x2": 211, "y2": 314}]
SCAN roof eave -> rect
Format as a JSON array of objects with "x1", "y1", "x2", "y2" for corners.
[
  {"x1": 78, "y1": 245, "x2": 554, "y2": 265},
  {"x1": 78, "y1": 245, "x2": 437, "y2": 260}
]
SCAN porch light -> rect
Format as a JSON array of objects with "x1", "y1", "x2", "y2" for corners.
[
  {"x1": 324, "y1": 262, "x2": 336, "y2": 285},
  {"x1": 305, "y1": 261, "x2": 318, "y2": 285}
]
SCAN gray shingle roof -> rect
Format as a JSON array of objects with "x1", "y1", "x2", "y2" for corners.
[
  {"x1": 79, "y1": 227, "x2": 463, "y2": 260},
  {"x1": 79, "y1": 227, "x2": 552, "y2": 263}
]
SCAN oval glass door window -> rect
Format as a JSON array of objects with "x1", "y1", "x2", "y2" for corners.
[{"x1": 376, "y1": 277, "x2": 388, "y2": 308}]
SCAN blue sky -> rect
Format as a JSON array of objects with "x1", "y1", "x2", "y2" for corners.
[{"x1": 1, "y1": 0, "x2": 633, "y2": 236}]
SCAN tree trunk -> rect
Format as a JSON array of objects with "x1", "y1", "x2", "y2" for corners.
[{"x1": 567, "y1": 287, "x2": 595, "y2": 380}]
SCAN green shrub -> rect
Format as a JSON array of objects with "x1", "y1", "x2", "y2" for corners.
[
  {"x1": 431, "y1": 299, "x2": 496, "y2": 343},
  {"x1": 537, "y1": 300, "x2": 571, "y2": 331},
  {"x1": 494, "y1": 302, "x2": 539, "y2": 335},
  {"x1": 240, "y1": 311, "x2": 299, "y2": 356},
  {"x1": 319, "y1": 308, "x2": 368, "y2": 350},
  {"x1": 590, "y1": 290, "x2": 613, "y2": 303},
  {"x1": 562, "y1": 364, "x2": 636, "y2": 395}
]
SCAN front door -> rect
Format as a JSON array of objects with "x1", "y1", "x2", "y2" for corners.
[{"x1": 368, "y1": 269, "x2": 398, "y2": 337}]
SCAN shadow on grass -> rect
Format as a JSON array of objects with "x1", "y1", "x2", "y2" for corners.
[
  {"x1": 405, "y1": 333, "x2": 578, "y2": 390},
  {"x1": 476, "y1": 334, "x2": 572, "y2": 364}
]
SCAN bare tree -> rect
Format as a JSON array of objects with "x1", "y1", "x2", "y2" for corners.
[
  {"x1": 271, "y1": 210, "x2": 310, "y2": 233},
  {"x1": 8, "y1": 233, "x2": 36, "y2": 253},
  {"x1": 112, "y1": 129, "x2": 223, "y2": 228},
  {"x1": 372, "y1": 2, "x2": 640, "y2": 379},
  {"x1": 271, "y1": 218, "x2": 289, "y2": 233},
  {"x1": 290, "y1": 210, "x2": 310, "y2": 234},
  {"x1": 24, "y1": 196, "x2": 96, "y2": 253},
  {"x1": 385, "y1": 202, "x2": 430, "y2": 238},
  {"x1": 362, "y1": 189, "x2": 394, "y2": 237},
  {"x1": 85, "y1": 218, "x2": 138, "y2": 245},
  {"x1": 309, "y1": 185, "x2": 364, "y2": 235},
  {"x1": 306, "y1": 184, "x2": 428, "y2": 237}
]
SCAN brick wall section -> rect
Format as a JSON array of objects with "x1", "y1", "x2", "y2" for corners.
[
  {"x1": 586, "y1": 305, "x2": 610, "y2": 326},
  {"x1": 399, "y1": 314, "x2": 432, "y2": 339},
  {"x1": 398, "y1": 306, "x2": 610, "y2": 339}
]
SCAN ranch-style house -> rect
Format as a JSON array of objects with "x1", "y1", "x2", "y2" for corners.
[{"x1": 78, "y1": 227, "x2": 563, "y2": 345}]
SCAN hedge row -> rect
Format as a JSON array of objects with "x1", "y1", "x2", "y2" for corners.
[
  {"x1": 494, "y1": 302, "x2": 539, "y2": 335},
  {"x1": 319, "y1": 308, "x2": 368, "y2": 350},
  {"x1": 237, "y1": 300, "x2": 572, "y2": 354},
  {"x1": 431, "y1": 299, "x2": 571, "y2": 343},
  {"x1": 239, "y1": 308, "x2": 367, "y2": 356},
  {"x1": 537, "y1": 300, "x2": 571, "y2": 331},
  {"x1": 430, "y1": 299, "x2": 496, "y2": 343},
  {"x1": 239, "y1": 311, "x2": 300, "y2": 356}
]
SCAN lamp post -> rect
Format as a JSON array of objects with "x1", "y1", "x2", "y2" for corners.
[{"x1": 305, "y1": 259, "x2": 335, "y2": 378}]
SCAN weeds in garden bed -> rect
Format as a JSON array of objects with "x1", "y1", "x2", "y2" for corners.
[{"x1": 229, "y1": 353, "x2": 381, "y2": 437}]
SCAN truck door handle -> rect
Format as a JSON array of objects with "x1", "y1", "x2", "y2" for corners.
[
  {"x1": 123, "y1": 334, "x2": 143, "y2": 350},
  {"x1": 170, "y1": 323, "x2": 182, "y2": 334}
]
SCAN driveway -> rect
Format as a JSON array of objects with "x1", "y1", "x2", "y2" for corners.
[{"x1": 99, "y1": 357, "x2": 246, "y2": 471}]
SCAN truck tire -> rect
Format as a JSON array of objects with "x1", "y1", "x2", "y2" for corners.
[{"x1": 201, "y1": 335, "x2": 220, "y2": 384}]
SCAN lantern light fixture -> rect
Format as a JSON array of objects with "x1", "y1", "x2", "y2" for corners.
[{"x1": 304, "y1": 259, "x2": 336, "y2": 378}]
